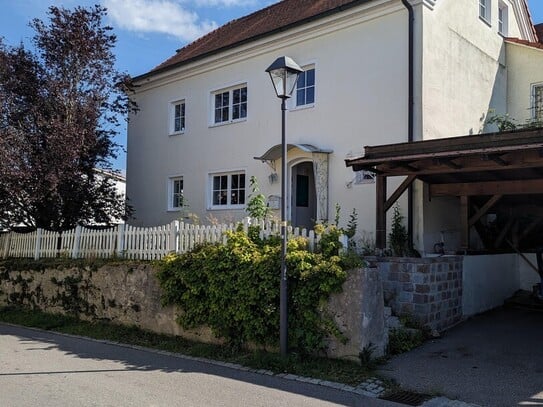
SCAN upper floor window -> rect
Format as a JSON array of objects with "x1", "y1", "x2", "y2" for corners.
[
  {"x1": 168, "y1": 176, "x2": 184, "y2": 210},
  {"x1": 213, "y1": 85, "x2": 247, "y2": 125},
  {"x1": 498, "y1": 2, "x2": 508, "y2": 35},
  {"x1": 209, "y1": 171, "x2": 246, "y2": 208},
  {"x1": 532, "y1": 83, "x2": 543, "y2": 121},
  {"x1": 170, "y1": 100, "x2": 185, "y2": 134},
  {"x1": 295, "y1": 67, "x2": 315, "y2": 107},
  {"x1": 479, "y1": 0, "x2": 491, "y2": 24}
]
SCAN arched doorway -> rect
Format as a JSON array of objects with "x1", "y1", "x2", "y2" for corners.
[{"x1": 291, "y1": 161, "x2": 317, "y2": 229}]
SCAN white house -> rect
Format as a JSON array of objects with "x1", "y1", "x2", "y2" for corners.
[{"x1": 127, "y1": 0, "x2": 543, "y2": 254}]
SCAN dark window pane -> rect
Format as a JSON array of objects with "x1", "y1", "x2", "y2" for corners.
[
  {"x1": 213, "y1": 176, "x2": 220, "y2": 190},
  {"x1": 239, "y1": 174, "x2": 245, "y2": 188},
  {"x1": 297, "y1": 72, "x2": 306, "y2": 88},
  {"x1": 231, "y1": 191, "x2": 238, "y2": 205},
  {"x1": 306, "y1": 69, "x2": 315, "y2": 86},
  {"x1": 240, "y1": 87, "x2": 247, "y2": 102},
  {"x1": 233, "y1": 89, "x2": 240, "y2": 104},
  {"x1": 215, "y1": 94, "x2": 221, "y2": 107},
  {"x1": 181, "y1": 103, "x2": 185, "y2": 116},
  {"x1": 232, "y1": 174, "x2": 238, "y2": 189},
  {"x1": 306, "y1": 87, "x2": 315, "y2": 104},
  {"x1": 233, "y1": 105, "x2": 240, "y2": 120},
  {"x1": 296, "y1": 175, "x2": 309, "y2": 207},
  {"x1": 174, "y1": 118, "x2": 181, "y2": 132},
  {"x1": 215, "y1": 108, "x2": 221, "y2": 123},
  {"x1": 240, "y1": 103, "x2": 247, "y2": 118},
  {"x1": 239, "y1": 190, "x2": 245, "y2": 204},
  {"x1": 222, "y1": 107, "x2": 229, "y2": 122},
  {"x1": 221, "y1": 175, "x2": 227, "y2": 189},
  {"x1": 297, "y1": 89, "x2": 305, "y2": 106},
  {"x1": 222, "y1": 92, "x2": 229, "y2": 105}
]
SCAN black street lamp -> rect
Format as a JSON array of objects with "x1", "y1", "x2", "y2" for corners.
[{"x1": 266, "y1": 56, "x2": 303, "y2": 357}]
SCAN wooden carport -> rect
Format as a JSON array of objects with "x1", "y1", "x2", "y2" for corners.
[{"x1": 345, "y1": 128, "x2": 543, "y2": 253}]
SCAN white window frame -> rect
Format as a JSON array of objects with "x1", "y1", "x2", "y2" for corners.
[
  {"x1": 169, "y1": 100, "x2": 186, "y2": 135},
  {"x1": 210, "y1": 84, "x2": 247, "y2": 126},
  {"x1": 354, "y1": 170, "x2": 376, "y2": 185},
  {"x1": 167, "y1": 176, "x2": 184, "y2": 211},
  {"x1": 208, "y1": 170, "x2": 246, "y2": 210},
  {"x1": 479, "y1": 0, "x2": 491, "y2": 25},
  {"x1": 294, "y1": 65, "x2": 316, "y2": 109},
  {"x1": 498, "y1": 2, "x2": 508, "y2": 36},
  {"x1": 532, "y1": 82, "x2": 543, "y2": 121}
]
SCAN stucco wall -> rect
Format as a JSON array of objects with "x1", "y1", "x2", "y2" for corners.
[
  {"x1": 462, "y1": 254, "x2": 519, "y2": 316},
  {"x1": 0, "y1": 263, "x2": 386, "y2": 359},
  {"x1": 506, "y1": 42, "x2": 543, "y2": 124},
  {"x1": 127, "y1": 0, "x2": 409, "y2": 235}
]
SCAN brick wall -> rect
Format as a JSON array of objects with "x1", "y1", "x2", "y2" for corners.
[{"x1": 367, "y1": 256, "x2": 463, "y2": 331}]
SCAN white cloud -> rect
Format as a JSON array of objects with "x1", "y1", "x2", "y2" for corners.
[{"x1": 102, "y1": 0, "x2": 218, "y2": 42}]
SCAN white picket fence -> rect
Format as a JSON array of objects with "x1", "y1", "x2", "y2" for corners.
[{"x1": 0, "y1": 218, "x2": 342, "y2": 261}]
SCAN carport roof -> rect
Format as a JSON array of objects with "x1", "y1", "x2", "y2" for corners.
[{"x1": 345, "y1": 128, "x2": 543, "y2": 188}]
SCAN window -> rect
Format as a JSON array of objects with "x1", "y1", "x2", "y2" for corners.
[
  {"x1": 532, "y1": 84, "x2": 543, "y2": 121},
  {"x1": 170, "y1": 100, "x2": 185, "y2": 134},
  {"x1": 213, "y1": 85, "x2": 247, "y2": 124},
  {"x1": 210, "y1": 172, "x2": 246, "y2": 208},
  {"x1": 168, "y1": 177, "x2": 184, "y2": 210},
  {"x1": 498, "y1": 3, "x2": 508, "y2": 35},
  {"x1": 295, "y1": 67, "x2": 315, "y2": 107},
  {"x1": 479, "y1": 0, "x2": 491, "y2": 24},
  {"x1": 354, "y1": 170, "x2": 376, "y2": 185}
]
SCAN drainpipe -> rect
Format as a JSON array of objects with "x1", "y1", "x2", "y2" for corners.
[{"x1": 401, "y1": 0, "x2": 415, "y2": 248}]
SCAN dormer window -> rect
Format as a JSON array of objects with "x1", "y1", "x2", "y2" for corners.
[{"x1": 479, "y1": 0, "x2": 491, "y2": 25}]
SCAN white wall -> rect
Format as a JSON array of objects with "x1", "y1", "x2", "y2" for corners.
[
  {"x1": 127, "y1": 0, "x2": 410, "y2": 230},
  {"x1": 462, "y1": 254, "x2": 519, "y2": 316},
  {"x1": 506, "y1": 42, "x2": 543, "y2": 124}
]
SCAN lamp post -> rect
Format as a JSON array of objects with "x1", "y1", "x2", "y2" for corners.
[{"x1": 266, "y1": 56, "x2": 303, "y2": 357}]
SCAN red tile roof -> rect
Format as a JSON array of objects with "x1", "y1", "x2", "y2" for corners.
[
  {"x1": 138, "y1": 0, "x2": 370, "y2": 79},
  {"x1": 505, "y1": 37, "x2": 543, "y2": 51}
]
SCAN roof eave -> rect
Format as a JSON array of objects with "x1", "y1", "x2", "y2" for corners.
[{"x1": 132, "y1": 0, "x2": 373, "y2": 84}]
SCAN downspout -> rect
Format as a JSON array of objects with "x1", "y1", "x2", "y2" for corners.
[{"x1": 401, "y1": 0, "x2": 415, "y2": 248}]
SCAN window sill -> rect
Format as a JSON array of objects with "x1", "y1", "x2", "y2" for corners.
[
  {"x1": 208, "y1": 205, "x2": 246, "y2": 211},
  {"x1": 167, "y1": 208, "x2": 184, "y2": 212},
  {"x1": 169, "y1": 130, "x2": 185, "y2": 137},
  {"x1": 291, "y1": 103, "x2": 315, "y2": 112},
  {"x1": 209, "y1": 118, "x2": 247, "y2": 128},
  {"x1": 479, "y1": 16, "x2": 491, "y2": 27}
]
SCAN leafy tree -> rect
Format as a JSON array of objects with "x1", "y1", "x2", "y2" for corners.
[{"x1": 0, "y1": 5, "x2": 135, "y2": 231}]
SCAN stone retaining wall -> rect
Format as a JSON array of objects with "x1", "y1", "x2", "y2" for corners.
[
  {"x1": 0, "y1": 262, "x2": 387, "y2": 359},
  {"x1": 367, "y1": 256, "x2": 463, "y2": 331}
]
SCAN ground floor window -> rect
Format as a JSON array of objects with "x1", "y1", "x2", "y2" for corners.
[
  {"x1": 168, "y1": 176, "x2": 184, "y2": 210},
  {"x1": 210, "y1": 171, "x2": 246, "y2": 209}
]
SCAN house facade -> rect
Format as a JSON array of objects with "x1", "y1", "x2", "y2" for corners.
[{"x1": 127, "y1": 0, "x2": 542, "y2": 253}]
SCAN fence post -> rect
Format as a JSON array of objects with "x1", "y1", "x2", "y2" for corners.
[
  {"x1": 2, "y1": 232, "x2": 11, "y2": 258},
  {"x1": 34, "y1": 228, "x2": 42, "y2": 260},
  {"x1": 116, "y1": 223, "x2": 125, "y2": 258},
  {"x1": 170, "y1": 220, "x2": 180, "y2": 254},
  {"x1": 71, "y1": 225, "x2": 82, "y2": 259},
  {"x1": 338, "y1": 234, "x2": 348, "y2": 255}
]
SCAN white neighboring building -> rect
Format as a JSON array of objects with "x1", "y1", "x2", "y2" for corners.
[{"x1": 127, "y1": 0, "x2": 543, "y2": 253}]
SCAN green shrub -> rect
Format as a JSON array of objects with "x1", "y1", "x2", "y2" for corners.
[{"x1": 157, "y1": 229, "x2": 350, "y2": 354}]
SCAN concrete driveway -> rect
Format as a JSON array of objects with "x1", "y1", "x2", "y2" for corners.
[{"x1": 379, "y1": 307, "x2": 543, "y2": 407}]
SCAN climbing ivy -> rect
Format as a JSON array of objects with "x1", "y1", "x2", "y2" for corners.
[{"x1": 156, "y1": 228, "x2": 358, "y2": 353}]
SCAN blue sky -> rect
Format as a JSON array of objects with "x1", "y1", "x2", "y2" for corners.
[{"x1": 1, "y1": 0, "x2": 542, "y2": 171}]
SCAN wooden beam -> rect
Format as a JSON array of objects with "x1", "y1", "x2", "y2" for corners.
[
  {"x1": 468, "y1": 195, "x2": 502, "y2": 228},
  {"x1": 518, "y1": 218, "x2": 542, "y2": 242},
  {"x1": 430, "y1": 179, "x2": 543, "y2": 197},
  {"x1": 460, "y1": 195, "x2": 469, "y2": 250},
  {"x1": 384, "y1": 175, "x2": 417, "y2": 212},
  {"x1": 376, "y1": 175, "x2": 387, "y2": 250},
  {"x1": 495, "y1": 216, "x2": 515, "y2": 248},
  {"x1": 486, "y1": 154, "x2": 509, "y2": 166}
]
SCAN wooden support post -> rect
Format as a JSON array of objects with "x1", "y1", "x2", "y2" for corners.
[
  {"x1": 376, "y1": 175, "x2": 387, "y2": 250},
  {"x1": 460, "y1": 195, "x2": 469, "y2": 250}
]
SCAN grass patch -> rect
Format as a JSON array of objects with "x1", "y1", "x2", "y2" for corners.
[{"x1": 0, "y1": 306, "x2": 374, "y2": 386}]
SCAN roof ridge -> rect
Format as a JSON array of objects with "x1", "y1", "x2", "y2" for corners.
[{"x1": 142, "y1": 0, "x2": 365, "y2": 79}]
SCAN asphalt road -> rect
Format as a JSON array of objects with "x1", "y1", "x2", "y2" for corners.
[
  {"x1": 380, "y1": 307, "x2": 543, "y2": 407},
  {"x1": 0, "y1": 323, "x2": 399, "y2": 407}
]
